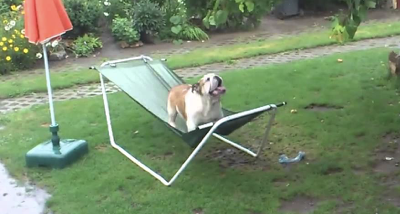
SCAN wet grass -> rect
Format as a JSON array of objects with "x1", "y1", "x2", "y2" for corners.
[{"x1": 1, "y1": 48, "x2": 400, "y2": 213}]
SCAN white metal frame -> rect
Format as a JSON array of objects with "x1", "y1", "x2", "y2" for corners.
[{"x1": 98, "y1": 55, "x2": 281, "y2": 186}]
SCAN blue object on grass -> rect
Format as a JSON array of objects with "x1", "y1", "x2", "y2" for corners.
[{"x1": 279, "y1": 151, "x2": 305, "y2": 164}]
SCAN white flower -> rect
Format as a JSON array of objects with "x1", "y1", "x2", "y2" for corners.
[
  {"x1": 104, "y1": 12, "x2": 109, "y2": 17},
  {"x1": 10, "y1": 21, "x2": 16, "y2": 26},
  {"x1": 4, "y1": 26, "x2": 10, "y2": 31},
  {"x1": 36, "y1": 53, "x2": 43, "y2": 59},
  {"x1": 45, "y1": 42, "x2": 51, "y2": 47},
  {"x1": 104, "y1": 1, "x2": 111, "y2": 6},
  {"x1": 21, "y1": 29, "x2": 25, "y2": 34},
  {"x1": 51, "y1": 40, "x2": 59, "y2": 47}
]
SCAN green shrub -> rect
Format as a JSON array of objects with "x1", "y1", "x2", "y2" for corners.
[
  {"x1": 63, "y1": 0, "x2": 102, "y2": 38},
  {"x1": 2, "y1": 0, "x2": 23, "y2": 7},
  {"x1": 71, "y1": 34, "x2": 103, "y2": 57},
  {"x1": 0, "y1": 8, "x2": 38, "y2": 75},
  {"x1": 102, "y1": 0, "x2": 132, "y2": 22},
  {"x1": 0, "y1": 2, "x2": 9, "y2": 14},
  {"x1": 184, "y1": 0, "x2": 277, "y2": 30},
  {"x1": 111, "y1": 17, "x2": 140, "y2": 44},
  {"x1": 169, "y1": 15, "x2": 209, "y2": 41},
  {"x1": 132, "y1": 0, "x2": 166, "y2": 35}
]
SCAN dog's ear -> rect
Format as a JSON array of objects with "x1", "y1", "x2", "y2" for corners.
[{"x1": 191, "y1": 83, "x2": 202, "y2": 94}]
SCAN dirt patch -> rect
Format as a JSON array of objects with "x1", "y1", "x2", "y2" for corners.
[
  {"x1": 94, "y1": 144, "x2": 109, "y2": 152},
  {"x1": 372, "y1": 132, "x2": 400, "y2": 174},
  {"x1": 204, "y1": 147, "x2": 270, "y2": 171},
  {"x1": 322, "y1": 166, "x2": 344, "y2": 175},
  {"x1": 304, "y1": 103, "x2": 343, "y2": 111},
  {"x1": 279, "y1": 195, "x2": 320, "y2": 214},
  {"x1": 192, "y1": 208, "x2": 204, "y2": 214}
]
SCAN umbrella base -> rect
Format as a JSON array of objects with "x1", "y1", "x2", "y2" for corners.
[{"x1": 25, "y1": 139, "x2": 89, "y2": 169}]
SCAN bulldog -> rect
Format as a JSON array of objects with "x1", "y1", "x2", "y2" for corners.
[{"x1": 167, "y1": 73, "x2": 227, "y2": 132}]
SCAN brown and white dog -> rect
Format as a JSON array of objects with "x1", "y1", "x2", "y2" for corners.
[{"x1": 167, "y1": 73, "x2": 227, "y2": 132}]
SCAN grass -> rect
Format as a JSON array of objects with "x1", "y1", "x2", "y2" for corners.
[
  {"x1": 1, "y1": 20, "x2": 400, "y2": 99},
  {"x1": 0, "y1": 68, "x2": 97, "y2": 99},
  {"x1": 1, "y1": 48, "x2": 400, "y2": 214}
]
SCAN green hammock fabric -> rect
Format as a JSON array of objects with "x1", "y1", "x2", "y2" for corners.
[{"x1": 97, "y1": 59, "x2": 270, "y2": 147}]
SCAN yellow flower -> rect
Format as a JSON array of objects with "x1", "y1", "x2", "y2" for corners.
[
  {"x1": 12, "y1": 35, "x2": 16, "y2": 39},
  {"x1": 0, "y1": 42, "x2": 3, "y2": 46},
  {"x1": 1, "y1": 37, "x2": 6, "y2": 42},
  {"x1": 6, "y1": 56, "x2": 11, "y2": 61},
  {"x1": 20, "y1": 35, "x2": 24, "y2": 39},
  {"x1": 9, "y1": 44, "x2": 13, "y2": 48},
  {"x1": 21, "y1": 10, "x2": 25, "y2": 15},
  {"x1": 2, "y1": 47, "x2": 7, "y2": 51},
  {"x1": 8, "y1": 39, "x2": 13, "y2": 44},
  {"x1": 2, "y1": 20, "x2": 7, "y2": 24},
  {"x1": 14, "y1": 47, "x2": 19, "y2": 52},
  {"x1": 23, "y1": 48, "x2": 29, "y2": 54},
  {"x1": 11, "y1": 5, "x2": 17, "y2": 11}
]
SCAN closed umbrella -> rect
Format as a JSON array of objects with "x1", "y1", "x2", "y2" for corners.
[{"x1": 24, "y1": 0, "x2": 88, "y2": 169}]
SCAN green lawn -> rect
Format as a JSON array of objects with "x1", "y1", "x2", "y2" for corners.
[
  {"x1": 1, "y1": 48, "x2": 400, "y2": 214},
  {"x1": 1, "y1": 20, "x2": 400, "y2": 99}
]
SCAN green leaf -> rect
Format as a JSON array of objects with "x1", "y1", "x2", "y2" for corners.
[
  {"x1": 169, "y1": 15, "x2": 181, "y2": 25},
  {"x1": 245, "y1": 1, "x2": 254, "y2": 12},
  {"x1": 365, "y1": 0, "x2": 376, "y2": 8},
  {"x1": 235, "y1": 0, "x2": 243, "y2": 3},
  {"x1": 171, "y1": 25, "x2": 182, "y2": 34},
  {"x1": 357, "y1": 6, "x2": 367, "y2": 22},
  {"x1": 239, "y1": 3, "x2": 244, "y2": 12},
  {"x1": 215, "y1": 10, "x2": 228, "y2": 25},
  {"x1": 209, "y1": 15, "x2": 216, "y2": 26},
  {"x1": 202, "y1": 16, "x2": 210, "y2": 29}
]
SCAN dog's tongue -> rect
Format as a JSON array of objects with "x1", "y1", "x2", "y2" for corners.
[{"x1": 212, "y1": 86, "x2": 226, "y2": 95}]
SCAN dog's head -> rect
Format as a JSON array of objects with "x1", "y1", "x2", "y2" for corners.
[{"x1": 192, "y1": 73, "x2": 226, "y2": 97}]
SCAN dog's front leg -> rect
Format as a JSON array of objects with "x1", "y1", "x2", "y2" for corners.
[{"x1": 186, "y1": 118, "x2": 198, "y2": 132}]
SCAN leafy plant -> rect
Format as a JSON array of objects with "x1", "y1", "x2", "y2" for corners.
[
  {"x1": 330, "y1": 0, "x2": 377, "y2": 43},
  {"x1": 185, "y1": 0, "x2": 276, "y2": 30},
  {"x1": 170, "y1": 15, "x2": 209, "y2": 42},
  {"x1": 132, "y1": 0, "x2": 166, "y2": 35},
  {"x1": 63, "y1": 0, "x2": 102, "y2": 38},
  {"x1": 102, "y1": 0, "x2": 132, "y2": 22},
  {"x1": 111, "y1": 17, "x2": 140, "y2": 44},
  {"x1": 71, "y1": 34, "x2": 103, "y2": 57}
]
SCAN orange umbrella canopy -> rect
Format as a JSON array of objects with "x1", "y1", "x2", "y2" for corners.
[{"x1": 24, "y1": 0, "x2": 73, "y2": 44}]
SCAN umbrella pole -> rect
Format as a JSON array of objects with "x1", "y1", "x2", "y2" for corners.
[{"x1": 42, "y1": 43, "x2": 60, "y2": 149}]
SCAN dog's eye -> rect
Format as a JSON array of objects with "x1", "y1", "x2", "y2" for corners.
[{"x1": 206, "y1": 78, "x2": 210, "y2": 81}]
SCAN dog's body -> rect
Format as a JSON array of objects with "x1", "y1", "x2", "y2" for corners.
[
  {"x1": 388, "y1": 51, "x2": 400, "y2": 77},
  {"x1": 167, "y1": 73, "x2": 226, "y2": 132}
]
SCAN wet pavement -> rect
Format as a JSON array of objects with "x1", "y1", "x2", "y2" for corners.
[{"x1": 0, "y1": 163, "x2": 50, "y2": 214}]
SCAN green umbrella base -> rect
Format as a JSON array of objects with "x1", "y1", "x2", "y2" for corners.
[{"x1": 26, "y1": 139, "x2": 89, "y2": 169}]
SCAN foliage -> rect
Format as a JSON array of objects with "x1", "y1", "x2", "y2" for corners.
[
  {"x1": 169, "y1": 15, "x2": 209, "y2": 42},
  {"x1": 330, "y1": 0, "x2": 377, "y2": 43},
  {"x1": 132, "y1": 0, "x2": 166, "y2": 35},
  {"x1": 70, "y1": 34, "x2": 102, "y2": 57},
  {"x1": 2, "y1": 0, "x2": 23, "y2": 7},
  {"x1": 185, "y1": 0, "x2": 276, "y2": 30},
  {"x1": 0, "y1": 1, "x2": 9, "y2": 14},
  {"x1": 0, "y1": 4, "x2": 38, "y2": 75},
  {"x1": 132, "y1": 0, "x2": 165, "y2": 35},
  {"x1": 102, "y1": 0, "x2": 132, "y2": 22},
  {"x1": 111, "y1": 17, "x2": 140, "y2": 44},
  {"x1": 63, "y1": 0, "x2": 102, "y2": 38}
]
